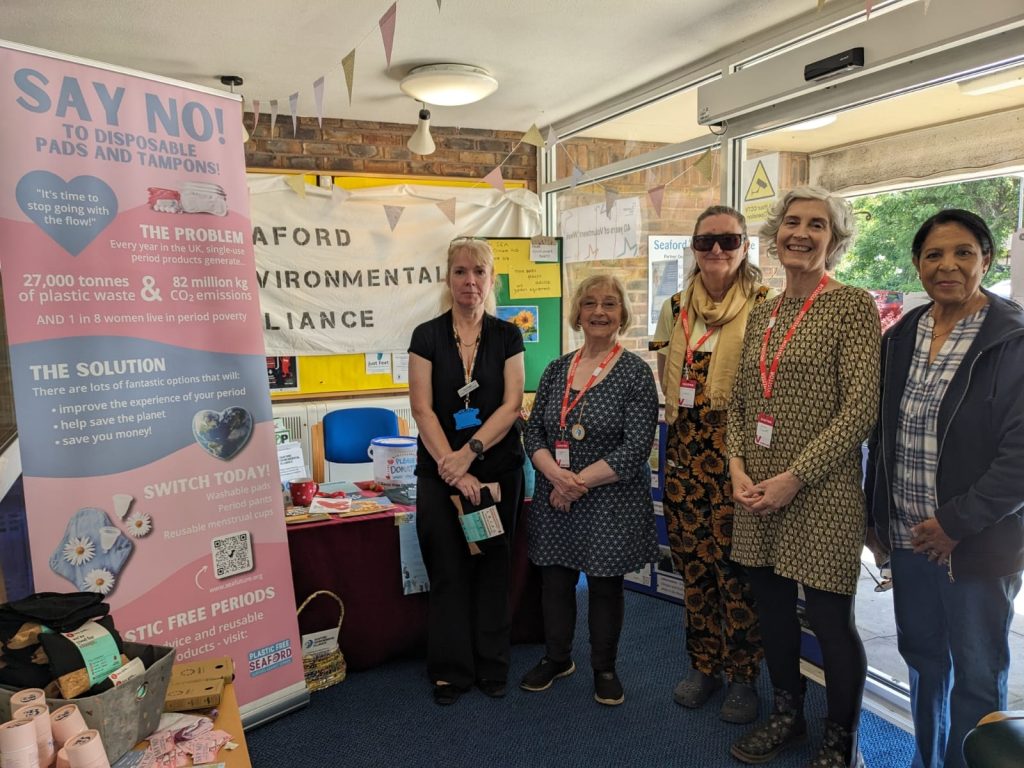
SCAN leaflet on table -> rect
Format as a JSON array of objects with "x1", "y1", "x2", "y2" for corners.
[
  {"x1": 276, "y1": 441, "x2": 307, "y2": 484},
  {"x1": 0, "y1": 42, "x2": 304, "y2": 719},
  {"x1": 396, "y1": 512, "x2": 429, "y2": 594}
]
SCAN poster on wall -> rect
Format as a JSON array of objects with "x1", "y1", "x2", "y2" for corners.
[
  {"x1": 249, "y1": 175, "x2": 542, "y2": 356},
  {"x1": 559, "y1": 197, "x2": 641, "y2": 263},
  {"x1": 0, "y1": 41, "x2": 306, "y2": 721},
  {"x1": 267, "y1": 356, "x2": 298, "y2": 390},
  {"x1": 647, "y1": 235, "x2": 690, "y2": 335}
]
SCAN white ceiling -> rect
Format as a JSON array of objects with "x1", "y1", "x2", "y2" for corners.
[{"x1": 1, "y1": 0, "x2": 828, "y2": 135}]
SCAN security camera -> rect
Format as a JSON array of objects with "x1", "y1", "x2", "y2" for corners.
[{"x1": 804, "y1": 47, "x2": 864, "y2": 82}]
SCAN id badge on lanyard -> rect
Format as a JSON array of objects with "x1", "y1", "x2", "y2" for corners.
[
  {"x1": 554, "y1": 439, "x2": 571, "y2": 468},
  {"x1": 755, "y1": 413, "x2": 775, "y2": 448},
  {"x1": 678, "y1": 379, "x2": 697, "y2": 409}
]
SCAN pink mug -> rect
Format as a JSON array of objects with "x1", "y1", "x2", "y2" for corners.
[{"x1": 289, "y1": 478, "x2": 319, "y2": 507}]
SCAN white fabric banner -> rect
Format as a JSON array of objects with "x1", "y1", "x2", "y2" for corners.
[{"x1": 249, "y1": 174, "x2": 542, "y2": 355}]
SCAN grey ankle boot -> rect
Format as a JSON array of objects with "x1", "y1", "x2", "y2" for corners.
[
  {"x1": 805, "y1": 720, "x2": 865, "y2": 768},
  {"x1": 730, "y1": 687, "x2": 807, "y2": 764}
]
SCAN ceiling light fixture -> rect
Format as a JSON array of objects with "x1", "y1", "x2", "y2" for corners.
[
  {"x1": 407, "y1": 104, "x2": 435, "y2": 155},
  {"x1": 400, "y1": 64, "x2": 498, "y2": 106},
  {"x1": 957, "y1": 63, "x2": 1024, "y2": 96}
]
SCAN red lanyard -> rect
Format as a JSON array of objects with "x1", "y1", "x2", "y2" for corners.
[
  {"x1": 560, "y1": 344, "x2": 621, "y2": 430},
  {"x1": 759, "y1": 274, "x2": 829, "y2": 399},
  {"x1": 680, "y1": 311, "x2": 717, "y2": 374}
]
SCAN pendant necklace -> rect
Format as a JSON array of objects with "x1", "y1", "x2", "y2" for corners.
[{"x1": 570, "y1": 400, "x2": 587, "y2": 441}]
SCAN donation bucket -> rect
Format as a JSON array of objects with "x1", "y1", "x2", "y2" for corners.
[{"x1": 368, "y1": 436, "x2": 417, "y2": 488}]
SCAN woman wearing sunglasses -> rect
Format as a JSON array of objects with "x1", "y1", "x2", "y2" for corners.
[
  {"x1": 727, "y1": 187, "x2": 879, "y2": 768},
  {"x1": 650, "y1": 205, "x2": 772, "y2": 724}
]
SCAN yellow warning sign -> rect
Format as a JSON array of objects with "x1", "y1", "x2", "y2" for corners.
[{"x1": 744, "y1": 160, "x2": 775, "y2": 201}]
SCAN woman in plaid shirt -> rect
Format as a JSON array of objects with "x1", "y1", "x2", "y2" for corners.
[{"x1": 867, "y1": 209, "x2": 1024, "y2": 768}]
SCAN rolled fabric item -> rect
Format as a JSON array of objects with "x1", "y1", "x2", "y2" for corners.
[
  {"x1": 63, "y1": 730, "x2": 108, "y2": 768},
  {"x1": 9, "y1": 688, "x2": 47, "y2": 709},
  {"x1": 0, "y1": 717, "x2": 40, "y2": 768},
  {"x1": 55, "y1": 748, "x2": 70, "y2": 768},
  {"x1": 14, "y1": 703, "x2": 56, "y2": 768},
  {"x1": 48, "y1": 705, "x2": 87, "y2": 749}
]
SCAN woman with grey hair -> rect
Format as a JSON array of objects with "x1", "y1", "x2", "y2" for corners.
[
  {"x1": 521, "y1": 274, "x2": 659, "y2": 706},
  {"x1": 726, "y1": 187, "x2": 880, "y2": 768}
]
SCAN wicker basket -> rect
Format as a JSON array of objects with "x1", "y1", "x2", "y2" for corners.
[{"x1": 297, "y1": 590, "x2": 347, "y2": 692}]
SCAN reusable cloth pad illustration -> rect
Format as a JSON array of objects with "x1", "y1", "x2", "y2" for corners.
[{"x1": 50, "y1": 507, "x2": 133, "y2": 592}]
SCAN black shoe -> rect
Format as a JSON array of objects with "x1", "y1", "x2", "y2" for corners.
[
  {"x1": 673, "y1": 668, "x2": 722, "y2": 708},
  {"x1": 805, "y1": 720, "x2": 864, "y2": 768},
  {"x1": 719, "y1": 681, "x2": 759, "y2": 724},
  {"x1": 594, "y1": 670, "x2": 624, "y2": 706},
  {"x1": 432, "y1": 683, "x2": 466, "y2": 706},
  {"x1": 730, "y1": 687, "x2": 807, "y2": 764},
  {"x1": 520, "y1": 657, "x2": 575, "y2": 692},
  {"x1": 477, "y1": 679, "x2": 507, "y2": 698}
]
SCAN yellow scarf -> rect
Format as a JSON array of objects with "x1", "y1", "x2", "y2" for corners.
[{"x1": 662, "y1": 278, "x2": 761, "y2": 423}]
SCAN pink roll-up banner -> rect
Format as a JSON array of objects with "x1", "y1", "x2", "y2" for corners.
[{"x1": 0, "y1": 40, "x2": 307, "y2": 723}]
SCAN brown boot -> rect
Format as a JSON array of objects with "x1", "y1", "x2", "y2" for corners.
[{"x1": 730, "y1": 687, "x2": 807, "y2": 764}]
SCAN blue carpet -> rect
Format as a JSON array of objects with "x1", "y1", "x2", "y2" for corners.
[{"x1": 247, "y1": 589, "x2": 914, "y2": 767}]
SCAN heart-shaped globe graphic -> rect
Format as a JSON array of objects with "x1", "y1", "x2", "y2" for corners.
[{"x1": 192, "y1": 407, "x2": 253, "y2": 461}]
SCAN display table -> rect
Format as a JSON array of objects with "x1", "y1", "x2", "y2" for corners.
[
  {"x1": 286, "y1": 501, "x2": 541, "y2": 671},
  {"x1": 130, "y1": 681, "x2": 251, "y2": 767}
]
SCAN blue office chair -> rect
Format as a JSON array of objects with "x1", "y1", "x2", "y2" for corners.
[{"x1": 322, "y1": 407, "x2": 400, "y2": 464}]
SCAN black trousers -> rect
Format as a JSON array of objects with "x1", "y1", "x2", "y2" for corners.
[
  {"x1": 540, "y1": 564, "x2": 625, "y2": 672},
  {"x1": 745, "y1": 566, "x2": 866, "y2": 730},
  {"x1": 416, "y1": 468, "x2": 523, "y2": 688}
]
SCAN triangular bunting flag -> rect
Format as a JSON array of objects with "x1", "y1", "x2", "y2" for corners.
[
  {"x1": 331, "y1": 186, "x2": 351, "y2": 203},
  {"x1": 285, "y1": 175, "x2": 307, "y2": 198},
  {"x1": 380, "y1": 3, "x2": 398, "y2": 68},
  {"x1": 865, "y1": 0, "x2": 873, "y2": 18},
  {"x1": 923, "y1": 0, "x2": 932, "y2": 12},
  {"x1": 252, "y1": 100, "x2": 260, "y2": 133},
  {"x1": 313, "y1": 76, "x2": 325, "y2": 129},
  {"x1": 604, "y1": 188, "x2": 618, "y2": 218},
  {"x1": 647, "y1": 185, "x2": 666, "y2": 217},
  {"x1": 269, "y1": 100, "x2": 278, "y2": 135},
  {"x1": 818, "y1": 0, "x2": 825, "y2": 10},
  {"x1": 436, "y1": 0, "x2": 442, "y2": 9},
  {"x1": 384, "y1": 204, "x2": 404, "y2": 232},
  {"x1": 522, "y1": 124, "x2": 544, "y2": 148},
  {"x1": 693, "y1": 148, "x2": 714, "y2": 181},
  {"x1": 289, "y1": 92, "x2": 299, "y2": 136},
  {"x1": 570, "y1": 165, "x2": 584, "y2": 190},
  {"x1": 437, "y1": 197, "x2": 457, "y2": 224},
  {"x1": 482, "y1": 166, "x2": 505, "y2": 193},
  {"x1": 342, "y1": 50, "x2": 356, "y2": 105},
  {"x1": 546, "y1": 126, "x2": 557, "y2": 147}
]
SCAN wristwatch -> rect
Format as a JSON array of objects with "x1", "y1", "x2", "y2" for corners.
[{"x1": 468, "y1": 438, "x2": 485, "y2": 460}]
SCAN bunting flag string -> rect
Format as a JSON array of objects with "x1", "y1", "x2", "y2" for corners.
[
  {"x1": 437, "y1": 197, "x2": 457, "y2": 224},
  {"x1": 313, "y1": 76, "x2": 326, "y2": 128},
  {"x1": 379, "y1": 3, "x2": 398, "y2": 68},
  {"x1": 342, "y1": 50, "x2": 356, "y2": 105},
  {"x1": 383, "y1": 204, "x2": 405, "y2": 232},
  {"x1": 289, "y1": 92, "x2": 299, "y2": 137}
]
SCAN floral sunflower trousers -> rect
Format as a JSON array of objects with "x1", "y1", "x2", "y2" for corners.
[{"x1": 663, "y1": 353, "x2": 763, "y2": 683}]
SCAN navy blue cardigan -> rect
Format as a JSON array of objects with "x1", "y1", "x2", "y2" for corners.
[{"x1": 866, "y1": 290, "x2": 1024, "y2": 579}]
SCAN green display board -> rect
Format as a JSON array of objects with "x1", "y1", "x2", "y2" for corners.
[{"x1": 490, "y1": 237, "x2": 562, "y2": 392}]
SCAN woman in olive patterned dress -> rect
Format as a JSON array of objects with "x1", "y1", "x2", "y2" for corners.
[
  {"x1": 727, "y1": 187, "x2": 879, "y2": 768},
  {"x1": 651, "y1": 205, "x2": 771, "y2": 724}
]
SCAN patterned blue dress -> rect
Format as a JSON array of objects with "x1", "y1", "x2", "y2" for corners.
[{"x1": 525, "y1": 349, "x2": 660, "y2": 577}]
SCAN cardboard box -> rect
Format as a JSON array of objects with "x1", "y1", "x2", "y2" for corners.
[
  {"x1": 169, "y1": 656, "x2": 234, "y2": 686},
  {"x1": 0, "y1": 643, "x2": 174, "y2": 766},
  {"x1": 164, "y1": 677, "x2": 224, "y2": 712}
]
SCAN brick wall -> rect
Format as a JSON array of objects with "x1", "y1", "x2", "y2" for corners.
[{"x1": 243, "y1": 113, "x2": 538, "y2": 190}]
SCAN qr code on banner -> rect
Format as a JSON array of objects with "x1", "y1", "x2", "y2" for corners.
[{"x1": 211, "y1": 531, "x2": 254, "y2": 579}]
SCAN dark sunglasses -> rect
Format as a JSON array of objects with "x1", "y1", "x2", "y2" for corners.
[{"x1": 692, "y1": 233, "x2": 745, "y2": 252}]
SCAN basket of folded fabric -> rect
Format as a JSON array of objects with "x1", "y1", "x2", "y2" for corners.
[{"x1": 297, "y1": 590, "x2": 346, "y2": 692}]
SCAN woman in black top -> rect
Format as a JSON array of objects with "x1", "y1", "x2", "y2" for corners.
[{"x1": 408, "y1": 237, "x2": 526, "y2": 705}]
